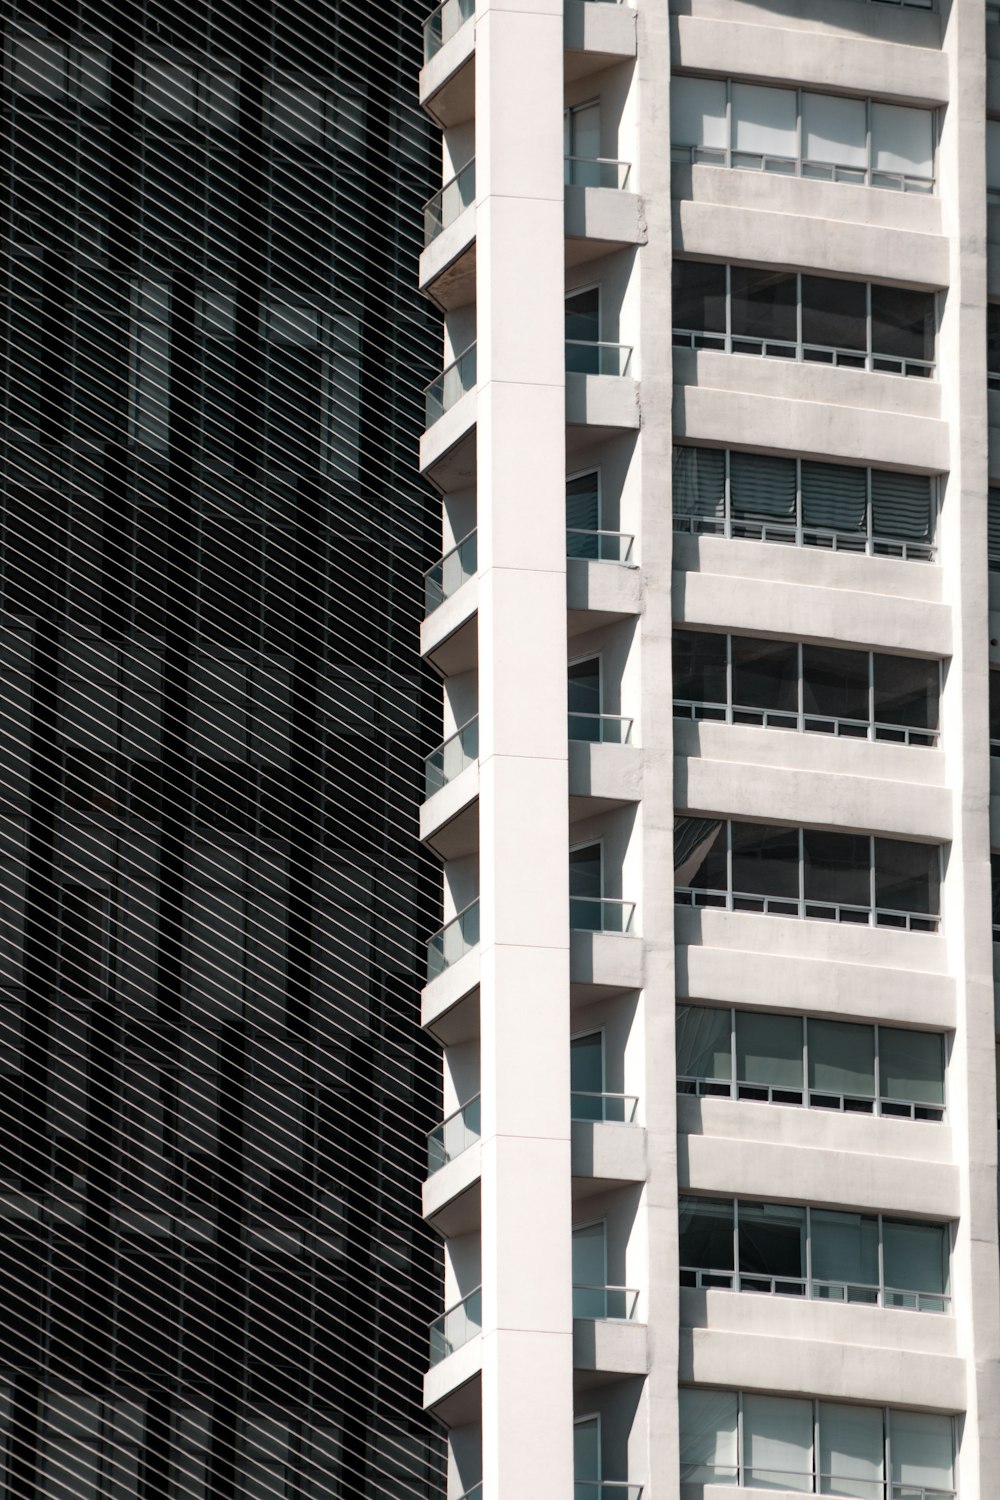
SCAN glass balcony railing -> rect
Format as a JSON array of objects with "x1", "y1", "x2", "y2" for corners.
[
  {"x1": 425, "y1": 343, "x2": 477, "y2": 426},
  {"x1": 565, "y1": 156, "x2": 632, "y2": 190},
  {"x1": 568, "y1": 713, "x2": 633, "y2": 745},
  {"x1": 423, "y1": 0, "x2": 474, "y2": 61},
  {"x1": 427, "y1": 900, "x2": 480, "y2": 981},
  {"x1": 425, "y1": 530, "x2": 477, "y2": 614},
  {"x1": 428, "y1": 1095, "x2": 482, "y2": 1174},
  {"x1": 570, "y1": 1091, "x2": 638, "y2": 1124},
  {"x1": 566, "y1": 341, "x2": 633, "y2": 376},
  {"x1": 429, "y1": 1286, "x2": 482, "y2": 1365},
  {"x1": 424, "y1": 159, "x2": 476, "y2": 244},
  {"x1": 575, "y1": 1485, "x2": 643, "y2": 1500},
  {"x1": 570, "y1": 896, "x2": 636, "y2": 934},
  {"x1": 572, "y1": 1284, "x2": 640, "y2": 1320},
  {"x1": 457, "y1": 1487, "x2": 482, "y2": 1500},
  {"x1": 425, "y1": 717, "x2": 479, "y2": 797},
  {"x1": 567, "y1": 528, "x2": 634, "y2": 563}
]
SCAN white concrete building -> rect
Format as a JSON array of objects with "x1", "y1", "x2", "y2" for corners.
[{"x1": 414, "y1": 1, "x2": 1000, "y2": 1496}]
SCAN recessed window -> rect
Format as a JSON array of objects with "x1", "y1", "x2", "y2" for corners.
[
  {"x1": 674, "y1": 818, "x2": 942, "y2": 931},
  {"x1": 671, "y1": 77, "x2": 935, "y2": 194},
  {"x1": 672, "y1": 445, "x2": 937, "y2": 560},
  {"x1": 673, "y1": 261, "x2": 936, "y2": 377}
]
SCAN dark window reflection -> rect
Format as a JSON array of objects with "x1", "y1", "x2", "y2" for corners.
[
  {"x1": 875, "y1": 838, "x2": 940, "y2": 916},
  {"x1": 801, "y1": 275, "x2": 867, "y2": 354},
  {"x1": 730, "y1": 822, "x2": 799, "y2": 901},
  {"x1": 870, "y1": 285, "x2": 934, "y2": 363},
  {"x1": 730, "y1": 266, "x2": 796, "y2": 344},
  {"x1": 802, "y1": 829, "x2": 872, "y2": 910},
  {"x1": 732, "y1": 637, "x2": 797, "y2": 716},
  {"x1": 672, "y1": 262, "x2": 726, "y2": 334}
]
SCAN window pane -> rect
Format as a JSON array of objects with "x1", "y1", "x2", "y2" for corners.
[
  {"x1": 730, "y1": 452, "x2": 797, "y2": 523},
  {"x1": 566, "y1": 288, "x2": 600, "y2": 343},
  {"x1": 990, "y1": 120, "x2": 1000, "y2": 193},
  {"x1": 801, "y1": 645, "x2": 869, "y2": 723},
  {"x1": 801, "y1": 461, "x2": 867, "y2": 536},
  {"x1": 989, "y1": 305, "x2": 1000, "y2": 375},
  {"x1": 571, "y1": 1032, "x2": 604, "y2": 1094},
  {"x1": 567, "y1": 472, "x2": 600, "y2": 532},
  {"x1": 991, "y1": 673, "x2": 1000, "y2": 744},
  {"x1": 742, "y1": 1393, "x2": 813, "y2": 1492},
  {"x1": 889, "y1": 1412, "x2": 954, "y2": 1493},
  {"x1": 870, "y1": 470, "x2": 933, "y2": 544},
  {"x1": 731, "y1": 637, "x2": 798, "y2": 714},
  {"x1": 801, "y1": 276, "x2": 867, "y2": 353},
  {"x1": 730, "y1": 266, "x2": 797, "y2": 343},
  {"x1": 671, "y1": 77, "x2": 728, "y2": 151},
  {"x1": 807, "y1": 1019, "x2": 875, "y2": 1097},
  {"x1": 679, "y1": 1196, "x2": 735, "y2": 1272},
  {"x1": 879, "y1": 1027, "x2": 944, "y2": 1106},
  {"x1": 574, "y1": 1417, "x2": 601, "y2": 1480},
  {"x1": 677, "y1": 1005, "x2": 733, "y2": 1081},
  {"x1": 810, "y1": 1209, "x2": 879, "y2": 1288},
  {"x1": 873, "y1": 654, "x2": 937, "y2": 731},
  {"x1": 818, "y1": 1401, "x2": 884, "y2": 1500},
  {"x1": 568, "y1": 658, "x2": 601, "y2": 717},
  {"x1": 802, "y1": 92, "x2": 867, "y2": 169},
  {"x1": 738, "y1": 1201, "x2": 806, "y2": 1281},
  {"x1": 673, "y1": 262, "x2": 727, "y2": 335},
  {"x1": 870, "y1": 286, "x2": 934, "y2": 363},
  {"x1": 572, "y1": 1220, "x2": 607, "y2": 1286},
  {"x1": 673, "y1": 446, "x2": 726, "y2": 520},
  {"x1": 570, "y1": 844, "x2": 602, "y2": 899},
  {"x1": 567, "y1": 102, "x2": 601, "y2": 161},
  {"x1": 679, "y1": 1389, "x2": 738, "y2": 1486},
  {"x1": 736, "y1": 1011, "x2": 803, "y2": 1088},
  {"x1": 732, "y1": 83, "x2": 797, "y2": 158},
  {"x1": 731, "y1": 822, "x2": 799, "y2": 900},
  {"x1": 871, "y1": 103, "x2": 933, "y2": 178},
  {"x1": 674, "y1": 630, "x2": 728, "y2": 705},
  {"x1": 873, "y1": 838, "x2": 939, "y2": 915},
  {"x1": 802, "y1": 830, "x2": 871, "y2": 909},
  {"x1": 675, "y1": 818, "x2": 727, "y2": 890},
  {"x1": 882, "y1": 1219, "x2": 948, "y2": 1295}
]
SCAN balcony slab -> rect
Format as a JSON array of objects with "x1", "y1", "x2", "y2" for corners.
[
  {"x1": 421, "y1": 762, "x2": 480, "y2": 859},
  {"x1": 423, "y1": 1338, "x2": 483, "y2": 1426},
  {"x1": 567, "y1": 556, "x2": 641, "y2": 630},
  {"x1": 679, "y1": 1094, "x2": 953, "y2": 1169},
  {"x1": 569, "y1": 741, "x2": 643, "y2": 819},
  {"x1": 423, "y1": 949, "x2": 481, "y2": 1038},
  {"x1": 564, "y1": 0, "x2": 636, "y2": 81},
  {"x1": 565, "y1": 186, "x2": 646, "y2": 268},
  {"x1": 422, "y1": 576, "x2": 478, "y2": 676},
  {"x1": 420, "y1": 392, "x2": 477, "y2": 491},
  {"x1": 420, "y1": 204, "x2": 477, "y2": 311},
  {"x1": 419, "y1": 22, "x2": 475, "y2": 128},
  {"x1": 570, "y1": 930, "x2": 643, "y2": 998},
  {"x1": 566, "y1": 372, "x2": 640, "y2": 430},
  {"x1": 571, "y1": 1120, "x2": 647, "y2": 1190},
  {"x1": 423, "y1": 1142, "x2": 482, "y2": 1237},
  {"x1": 572, "y1": 1318, "x2": 648, "y2": 1380}
]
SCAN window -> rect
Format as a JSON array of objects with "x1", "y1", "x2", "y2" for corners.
[
  {"x1": 679, "y1": 1196, "x2": 950, "y2": 1310},
  {"x1": 674, "y1": 818, "x2": 941, "y2": 931},
  {"x1": 572, "y1": 1221, "x2": 609, "y2": 1317},
  {"x1": 990, "y1": 489, "x2": 1000, "y2": 571},
  {"x1": 992, "y1": 851, "x2": 1000, "y2": 941},
  {"x1": 989, "y1": 304, "x2": 1000, "y2": 390},
  {"x1": 565, "y1": 100, "x2": 604, "y2": 186},
  {"x1": 674, "y1": 631, "x2": 939, "y2": 745},
  {"x1": 40, "y1": 1389, "x2": 147, "y2": 1500},
  {"x1": 137, "y1": 51, "x2": 239, "y2": 130},
  {"x1": 569, "y1": 657, "x2": 601, "y2": 739},
  {"x1": 10, "y1": 30, "x2": 110, "y2": 105},
  {"x1": 671, "y1": 77, "x2": 935, "y2": 193},
  {"x1": 239, "y1": 1411, "x2": 343, "y2": 1499},
  {"x1": 989, "y1": 119, "x2": 1000, "y2": 203},
  {"x1": 991, "y1": 672, "x2": 1000, "y2": 755},
  {"x1": 673, "y1": 262, "x2": 936, "y2": 376},
  {"x1": 566, "y1": 470, "x2": 634, "y2": 563},
  {"x1": 672, "y1": 445, "x2": 936, "y2": 560},
  {"x1": 182, "y1": 840, "x2": 290, "y2": 1023},
  {"x1": 676, "y1": 1004, "x2": 946, "y2": 1120},
  {"x1": 679, "y1": 1390, "x2": 955, "y2": 1500}
]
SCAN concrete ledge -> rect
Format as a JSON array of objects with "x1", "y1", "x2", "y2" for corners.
[
  {"x1": 564, "y1": 0, "x2": 636, "y2": 63},
  {"x1": 571, "y1": 1120, "x2": 647, "y2": 1184},
  {"x1": 566, "y1": 373, "x2": 641, "y2": 429},
  {"x1": 570, "y1": 930, "x2": 644, "y2": 991},
  {"x1": 421, "y1": 575, "x2": 478, "y2": 674},
  {"x1": 419, "y1": 205, "x2": 477, "y2": 311},
  {"x1": 569, "y1": 742, "x2": 643, "y2": 814},
  {"x1": 420, "y1": 762, "x2": 480, "y2": 858},
  {"x1": 423, "y1": 1337, "x2": 483, "y2": 1426},
  {"x1": 676, "y1": 721, "x2": 945, "y2": 793},
  {"x1": 680, "y1": 1095, "x2": 953, "y2": 1168},
  {"x1": 572, "y1": 1318, "x2": 648, "y2": 1376},
  {"x1": 423, "y1": 948, "x2": 481, "y2": 1034},
  {"x1": 567, "y1": 556, "x2": 642, "y2": 625},
  {"x1": 423, "y1": 1142, "x2": 482, "y2": 1236},
  {"x1": 565, "y1": 185, "x2": 646, "y2": 249},
  {"x1": 419, "y1": 21, "x2": 475, "y2": 127},
  {"x1": 420, "y1": 388, "x2": 477, "y2": 477}
]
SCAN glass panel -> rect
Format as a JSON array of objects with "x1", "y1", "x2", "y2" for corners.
[
  {"x1": 871, "y1": 470, "x2": 933, "y2": 544},
  {"x1": 889, "y1": 1411, "x2": 954, "y2": 1494},
  {"x1": 808, "y1": 1019, "x2": 875, "y2": 1097},
  {"x1": 569, "y1": 658, "x2": 601, "y2": 717},
  {"x1": 742, "y1": 1393, "x2": 814, "y2": 1491},
  {"x1": 882, "y1": 1219, "x2": 947, "y2": 1295},
  {"x1": 567, "y1": 102, "x2": 601, "y2": 160},
  {"x1": 673, "y1": 630, "x2": 728, "y2": 706},
  {"x1": 673, "y1": 262, "x2": 727, "y2": 335},
  {"x1": 679, "y1": 1389, "x2": 738, "y2": 1486},
  {"x1": 737, "y1": 1201, "x2": 806, "y2": 1280},
  {"x1": 873, "y1": 655, "x2": 937, "y2": 731},
  {"x1": 674, "y1": 818, "x2": 727, "y2": 890},
  {"x1": 818, "y1": 1401, "x2": 884, "y2": 1500},
  {"x1": 873, "y1": 838, "x2": 939, "y2": 915},
  {"x1": 567, "y1": 472, "x2": 601, "y2": 535},
  {"x1": 801, "y1": 646, "x2": 869, "y2": 723},
  {"x1": 989, "y1": 305, "x2": 1000, "y2": 376},
  {"x1": 731, "y1": 822, "x2": 799, "y2": 900},
  {"x1": 801, "y1": 276, "x2": 868, "y2": 353},
  {"x1": 870, "y1": 286, "x2": 935, "y2": 363},
  {"x1": 801, "y1": 461, "x2": 867, "y2": 536},
  {"x1": 673, "y1": 446, "x2": 726, "y2": 520},
  {"x1": 679, "y1": 1195, "x2": 735, "y2": 1272},
  {"x1": 802, "y1": 830, "x2": 872, "y2": 909},
  {"x1": 990, "y1": 120, "x2": 1000, "y2": 193},
  {"x1": 572, "y1": 1221, "x2": 607, "y2": 1286},
  {"x1": 736, "y1": 1011, "x2": 803, "y2": 1088},
  {"x1": 731, "y1": 637, "x2": 798, "y2": 714},
  {"x1": 991, "y1": 673, "x2": 1000, "y2": 743},
  {"x1": 871, "y1": 103, "x2": 933, "y2": 178},
  {"x1": 574, "y1": 1417, "x2": 601, "y2": 1481},
  {"x1": 671, "y1": 77, "x2": 728, "y2": 151},
  {"x1": 676, "y1": 1005, "x2": 733, "y2": 1082},
  {"x1": 730, "y1": 452, "x2": 797, "y2": 523},
  {"x1": 566, "y1": 288, "x2": 600, "y2": 343},
  {"x1": 570, "y1": 844, "x2": 602, "y2": 900},
  {"x1": 802, "y1": 92, "x2": 868, "y2": 169},
  {"x1": 571, "y1": 1033, "x2": 604, "y2": 1096},
  {"x1": 810, "y1": 1209, "x2": 879, "y2": 1288},
  {"x1": 731, "y1": 83, "x2": 797, "y2": 158},
  {"x1": 879, "y1": 1028, "x2": 944, "y2": 1106},
  {"x1": 730, "y1": 266, "x2": 797, "y2": 343}
]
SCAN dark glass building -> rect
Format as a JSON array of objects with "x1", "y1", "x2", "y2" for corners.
[{"x1": 0, "y1": 0, "x2": 445, "y2": 1494}]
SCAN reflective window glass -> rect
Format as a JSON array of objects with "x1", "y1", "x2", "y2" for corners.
[
  {"x1": 801, "y1": 645, "x2": 869, "y2": 723},
  {"x1": 679, "y1": 1389, "x2": 738, "y2": 1488},
  {"x1": 676, "y1": 1005, "x2": 733, "y2": 1081},
  {"x1": 731, "y1": 637, "x2": 797, "y2": 714},
  {"x1": 807, "y1": 1019, "x2": 875, "y2": 1098},
  {"x1": 882, "y1": 1219, "x2": 948, "y2": 1295},
  {"x1": 673, "y1": 630, "x2": 727, "y2": 705},
  {"x1": 873, "y1": 654, "x2": 937, "y2": 730},
  {"x1": 735, "y1": 1011, "x2": 803, "y2": 1088},
  {"x1": 679, "y1": 1196, "x2": 735, "y2": 1273},
  {"x1": 672, "y1": 446, "x2": 726, "y2": 521},
  {"x1": 874, "y1": 837, "x2": 939, "y2": 915},
  {"x1": 802, "y1": 830, "x2": 871, "y2": 909},
  {"x1": 818, "y1": 1402, "x2": 885, "y2": 1500},
  {"x1": 801, "y1": 275, "x2": 867, "y2": 353},
  {"x1": 730, "y1": 451, "x2": 797, "y2": 524},
  {"x1": 565, "y1": 288, "x2": 600, "y2": 343},
  {"x1": 879, "y1": 1027, "x2": 945, "y2": 1107},
  {"x1": 731, "y1": 83, "x2": 797, "y2": 158},
  {"x1": 675, "y1": 818, "x2": 727, "y2": 890},
  {"x1": 570, "y1": 844, "x2": 602, "y2": 900},
  {"x1": 889, "y1": 1412, "x2": 954, "y2": 1497},
  {"x1": 730, "y1": 822, "x2": 799, "y2": 900},
  {"x1": 738, "y1": 1202, "x2": 806, "y2": 1282},
  {"x1": 870, "y1": 285, "x2": 934, "y2": 362},
  {"x1": 673, "y1": 262, "x2": 727, "y2": 335},
  {"x1": 742, "y1": 1394, "x2": 813, "y2": 1492},
  {"x1": 810, "y1": 1209, "x2": 879, "y2": 1291},
  {"x1": 802, "y1": 92, "x2": 867, "y2": 168},
  {"x1": 730, "y1": 266, "x2": 797, "y2": 342},
  {"x1": 568, "y1": 657, "x2": 601, "y2": 717},
  {"x1": 990, "y1": 672, "x2": 1000, "y2": 744},
  {"x1": 671, "y1": 77, "x2": 728, "y2": 152}
]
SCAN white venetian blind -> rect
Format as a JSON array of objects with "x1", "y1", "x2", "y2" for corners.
[
  {"x1": 731, "y1": 82, "x2": 797, "y2": 158},
  {"x1": 802, "y1": 91, "x2": 867, "y2": 168},
  {"x1": 742, "y1": 1394, "x2": 814, "y2": 1492},
  {"x1": 678, "y1": 1390, "x2": 738, "y2": 1485},
  {"x1": 890, "y1": 1411, "x2": 954, "y2": 1495},
  {"x1": 872, "y1": 102, "x2": 934, "y2": 178},
  {"x1": 670, "y1": 76, "x2": 727, "y2": 151},
  {"x1": 819, "y1": 1402, "x2": 885, "y2": 1499}
]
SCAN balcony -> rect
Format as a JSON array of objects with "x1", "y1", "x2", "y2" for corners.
[
  {"x1": 573, "y1": 1285, "x2": 639, "y2": 1320},
  {"x1": 575, "y1": 1485, "x2": 642, "y2": 1500},
  {"x1": 423, "y1": 0, "x2": 473, "y2": 62},
  {"x1": 421, "y1": 160, "x2": 477, "y2": 310},
  {"x1": 570, "y1": 896, "x2": 635, "y2": 934},
  {"x1": 426, "y1": 531, "x2": 477, "y2": 616},
  {"x1": 571, "y1": 1091, "x2": 638, "y2": 1124},
  {"x1": 680, "y1": 1266, "x2": 950, "y2": 1314},
  {"x1": 426, "y1": 344, "x2": 477, "y2": 426},
  {"x1": 428, "y1": 1096, "x2": 481, "y2": 1174},
  {"x1": 566, "y1": 340, "x2": 632, "y2": 377},
  {"x1": 425, "y1": 160, "x2": 476, "y2": 244},
  {"x1": 429, "y1": 1286, "x2": 482, "y2": 1366},
  {"x1": 426, "y1": 718, "x2": 478, "y2": 798},
  {"x1": 565, "y1": 156, "x2": 632, "y2": 190},
  {"x1": 427, "y1": 900, "x2": 480, "y2": 982},
  {"x1": 567, "y1": 528, "x2": 634, "y2": 564},
  {"x1": 568, "y1": 712, "x2": 633, "y2": 745}
]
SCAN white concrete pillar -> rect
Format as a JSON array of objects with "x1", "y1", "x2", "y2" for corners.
[{"x1": 474, "y1": 0, "x2": 574, "y2": 1495}]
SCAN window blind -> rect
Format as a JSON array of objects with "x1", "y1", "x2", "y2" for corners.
[
  {"x1": 730, "y1": 452, "x2": 796, "y2": 521},
  {"x1": 671, "y1": 76, "x2": 727, "y2": 152},
  {"x1": 801, "y1": 460, "x2": 867, "y2": 534},
  {"x1": 870, "y1": 469, "x2": 932, "y2": 541},
  {"x1": 672, "y1": 445, "x2": 725, "y2": 519}
]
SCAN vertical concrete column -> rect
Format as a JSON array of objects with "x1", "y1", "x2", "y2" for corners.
[
  {"x1": 474, "y1": 0, "x2": 574, "y2": 1496},
  {"x1": 938, "y1": 2, "x2": 1000, "y2": 1491}
]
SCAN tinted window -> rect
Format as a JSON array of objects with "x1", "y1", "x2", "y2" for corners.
[
  {"x1": 802, "y1": 829, "x2": 871, "y2": 909},
  {"x1": 870, "y1": 285, "x2": 934, "y2": 362},
  {"x1": 673, "y1": 630, "x2": 727, "y2": 704},
  {"x1": 730, "y1": 266, "x2": 796, "y2": 342},
  {"x1": 673, "y1": 261, "x2": 726, "y2": 334},
  {"x1": 732, "y1": 637, "x2": 797, "y2": 713},
  {"x1": 801, "y1": 275, "x2": 867, "y2": 352},
  {"x1": 801, "y1": 645, "x2": 869, "y2": 722},
  {"x1": 730, "y1": 822, "x2": 798, "y2": 900}
]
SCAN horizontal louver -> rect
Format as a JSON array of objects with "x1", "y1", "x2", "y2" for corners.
[
  {"x1": 730, "y1": 452, "x2": 796, "y2": 521},
  {"x1": 871, "y1": 470, "x2": 933, "y2": 543},
  {"x1": 801, "y1": 460, "x2": 867, "y2": 534},
  {"x1": 991, "y1": 491, "x2": 1000, "y2": 560},
  {"x1": 566, "y1": 474, "x2": 600, "y2": 531},
  {"x1": 672, "y1": 445, "x2": 725, "y2": 517}
]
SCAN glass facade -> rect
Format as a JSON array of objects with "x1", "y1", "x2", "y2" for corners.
[{"x1": 0, "y1": 1, "x2": 445, "y2": 1496}]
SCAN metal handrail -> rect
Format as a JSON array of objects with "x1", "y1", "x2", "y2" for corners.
[
  {"x1": 424, "y1": 158, "x2": 476, "y2": 244},
  {"x1": 568, "y1": 712, "x2": 634, "y2": 745},
  {"x1": 572, "y1": 1284, "x2": 640, "y2": 1320},
  {"x1": 427, "y1": 1095, "x2": 482, "y2": 1174},
  {"x1": 425, "y1": 716, "x2": 479, "y2": 797},
  {"x1": 672, "y1": 512, "x2": 935, "y2": 561},
  {"x1": 425, "y1": 343, "x2": 477, "y2": 426},
  {"x1": 571, "y1": 1091, "x2": 639, "y2": 1124},
  {"x1": 564, "y1": 155, "x2": 632, "y2": 190},
  {"x1": 675, "y1": 886, "x2": 938, "y2": 932},
  {"x1": 681, "y1": 1267, "x2": 950, "y2": 1311},
  {"x1": 426, "y1": 899, "x2": 480, "y2": 981},
  {"x1": 675, "y1": 1074, "x2": 944, "y2": 1121},
  {"x1": 672, "y1": 699, "x2": 937, "y2": 747},
  {"x1": 423, "y1": 0, "x2": 474, "y2": 61},
  {"x1": 565, "y1": 340, "x2": 633, "y2": 377},
  {"x1": 670, "y1": 143, "x2": 933, "y2": 194},
  {"x1": 673, "y1": 326, "x2": 934, "y2": 378},
  {"x1": 569, "y1": 896, "x2": 636, "y2": 934},
  {"x1": 566, "y1": 528, "x2": 635, "y2": 564},
  {"x1": 425, "y1": 529, "x2": 477, "y2": 614}
]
